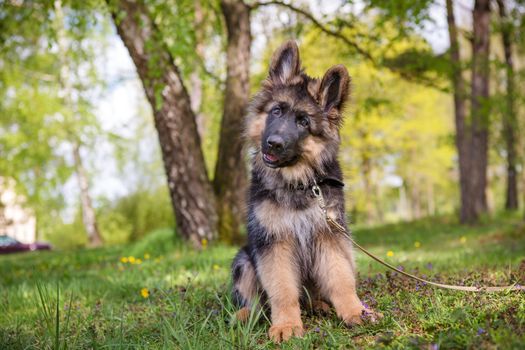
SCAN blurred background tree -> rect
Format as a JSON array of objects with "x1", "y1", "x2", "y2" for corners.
[
  {"x1": 0, "y1": 0, "x2": 111, "y2": 246},
  {"x1": 0, "y1": 0, "x2": 524, "y2": 250}
]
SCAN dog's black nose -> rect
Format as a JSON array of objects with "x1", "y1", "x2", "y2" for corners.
[{"x1": 267, "y1": 135, "x2": 284, "y2": 151}]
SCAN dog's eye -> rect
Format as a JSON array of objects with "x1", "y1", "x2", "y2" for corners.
[
  {"x1": 271, "y1": 106, "x2": 282, "y2": 117},
  {"x1": 297, "y1": 115, "x2": 310, "y2": 128}
]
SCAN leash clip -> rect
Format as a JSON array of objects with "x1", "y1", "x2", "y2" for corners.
[{"x1": 312, "y1": 180, "x2": 327, "y2": 217}]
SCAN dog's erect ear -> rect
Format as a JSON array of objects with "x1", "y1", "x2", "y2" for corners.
[
  {"x1": 269, "y1": 40, "x2": 301, "y2": 85},
  {"x1": 318, "y1": 65, "x2": 350, "y2": 114}
]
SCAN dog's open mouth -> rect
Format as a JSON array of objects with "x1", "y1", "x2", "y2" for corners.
[
  {"x1": 263, "y1": 152, "x2": 279, "y2": 166},
  {"x1": 262, "y1": 152, "x2": 300, "y2": 168}
]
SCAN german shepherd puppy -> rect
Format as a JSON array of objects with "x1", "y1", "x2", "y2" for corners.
[{"x1": 231, "y1": 40, "x2": 381, "y2": 342}]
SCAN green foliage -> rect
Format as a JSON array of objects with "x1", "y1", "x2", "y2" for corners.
[
  {"x1": 35, "y1": 281, "x2": 75, "y2": 350},
  {"x1": 105, "y1": 186, "x2": 175, "y2": 242},
  {"x1": 43, "y1": 220, "x2": 88, "y2": 250},
  {"x1": 362, "y1": 0, "x2": 435, "y2": 28},
  {"x1": 149, "y1": 0, "x2": 198, "y2": 74},
  {"x1": 98, "y1": 211, "x2": 133, "y2": 246},
  {"x1": 382, "y1": 47, "x2": 449, "y2": 86},
  {"x1": 42, "y1": 185, "x2": 175, "y2": 249},
  {"x1": 1, "y1": 214, "x2": 524, "y2": 348},
  {"x1": 128, "y1": 227, "x2": 180, "y2": 257}
]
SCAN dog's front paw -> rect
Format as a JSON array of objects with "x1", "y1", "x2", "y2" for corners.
[
  {"x1": 268, "y1": 322, "x2": 304, "y2": 342},
  {"x1": 343, "y1": 307, "x2": 383, "y2": 326}
]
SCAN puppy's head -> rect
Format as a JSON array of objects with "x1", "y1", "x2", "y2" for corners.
[{"x1": 246, "y1": 40, "x2": 350, "y2": 175}]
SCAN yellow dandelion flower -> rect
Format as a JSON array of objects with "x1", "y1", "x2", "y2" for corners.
[
  {"x1": 120, "y1": 257, "x2": 128, "y2": 263},
  {"x1": 213, "y1": 264, "x2": 220, "y2": 270},
  {"x1": 201, "y1": 238, "x2": 208, "y2": 248},
  {"x1": 414, "y1": 241, "x2": 421, "y2": 248},
  {"x1": 387, "y1": 251, "x2": 394, "y2": 257},
  {"x1": 460, "y1": 236, "x2": 467, "y2": 244},
  {"x1": 140, "y1": 288, "x2": 149, "y2": 298},
  {"x1": 154, "y1": 258, "x2": 160, "y2": 263},
  {"x1": 128, "y1": 256, "x2": 136, "y2": 264},
  {"x1": 144, "y1": 253, "x2": 150, "y2": 260},
  {"x1": 136, "y1": 258, "x2": 142, "y2": 264}
]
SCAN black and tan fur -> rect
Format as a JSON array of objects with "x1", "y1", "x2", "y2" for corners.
[{"x1": 231, "y1": 40, "x2": 381, "y2": 343}]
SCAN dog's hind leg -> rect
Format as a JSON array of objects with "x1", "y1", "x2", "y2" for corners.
[{"x1": 231, "y1": 247, "x2": 259, "y2": 322}]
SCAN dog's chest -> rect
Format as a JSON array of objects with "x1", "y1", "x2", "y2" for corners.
[
  {"x1": 268, "y1": 186, "x2": 314, "y2": 209},
  {"x1": 254, "y1": 198, "x2": 327, "y2": 242}
]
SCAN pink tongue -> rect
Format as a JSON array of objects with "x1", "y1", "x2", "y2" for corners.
[{"x1": 265, "y1": 153, "x2": 278, "y2": 162}]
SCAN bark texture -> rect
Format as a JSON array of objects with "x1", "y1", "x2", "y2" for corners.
[
  {"x1": 446, "y1": 0, "x2": 491, "y2": 224},
  {"x1": 214, "y1": 0, "x2": 250, "y2": 244},
  {"x1": 109, "y1": 0, "x2": 218, "y2": 247},
  {"x1": 468, "y1": 0, "x2": 491, "y2": 220},
  {"x1": 497, "y1": 0, "x2": 519, "y2": 210},
  {"x1": 73, "y1": 143, "x2": 103, "y2": 247}
]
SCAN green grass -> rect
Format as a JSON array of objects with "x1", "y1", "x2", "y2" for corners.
[{"x1": 1, "y1": 213, "x2": 524, "y2": 349}]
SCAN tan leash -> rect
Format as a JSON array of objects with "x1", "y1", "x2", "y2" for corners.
[{"x1": 311, "y1": 182, "x2": 524, "y2": 292}]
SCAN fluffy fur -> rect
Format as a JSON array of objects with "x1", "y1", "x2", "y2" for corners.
[{"x1": 232, "y1": 40, "x2": 381, "y2": 343}]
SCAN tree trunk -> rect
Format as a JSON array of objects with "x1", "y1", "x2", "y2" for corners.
[
  {"x1": 496, "y1": 0, "x2": 519, "y2": 210},
  {"x1": 214, "y1": 0, "x2": 250, "y2": 244},
  {"x1": 446, "y1": 0, "x2": 472, "y2": 223},
  {"x1": 446, "y1": 0, "x2": 491, "y2": 224},
  {"x1": 469, "y1": 0, "x2": 491, "y2": 219},
  {"x1": 73, "y1": 143, "x2": 104, "y2": 247},
  {"x1": 108, "y1": 0, "x2": 218, "y2": 247}
]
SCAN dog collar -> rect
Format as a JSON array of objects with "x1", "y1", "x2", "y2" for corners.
[
  {"x1": 286, "y1": 176, "x2": 344, "y2": 192},
  {"x1": 316, "y1": 176, "x2": 345, "y2": 188}
]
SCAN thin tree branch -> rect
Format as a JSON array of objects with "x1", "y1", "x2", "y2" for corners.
[
  {"x1": 251, "y1": 0, "x2": 447, "y2": 91},
  {"x1": 196, "y1": 54, "x2": 225, "y2": 86},
  {"x1": 251, "y1": 0, "x2": 375, "y2": 63}
]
